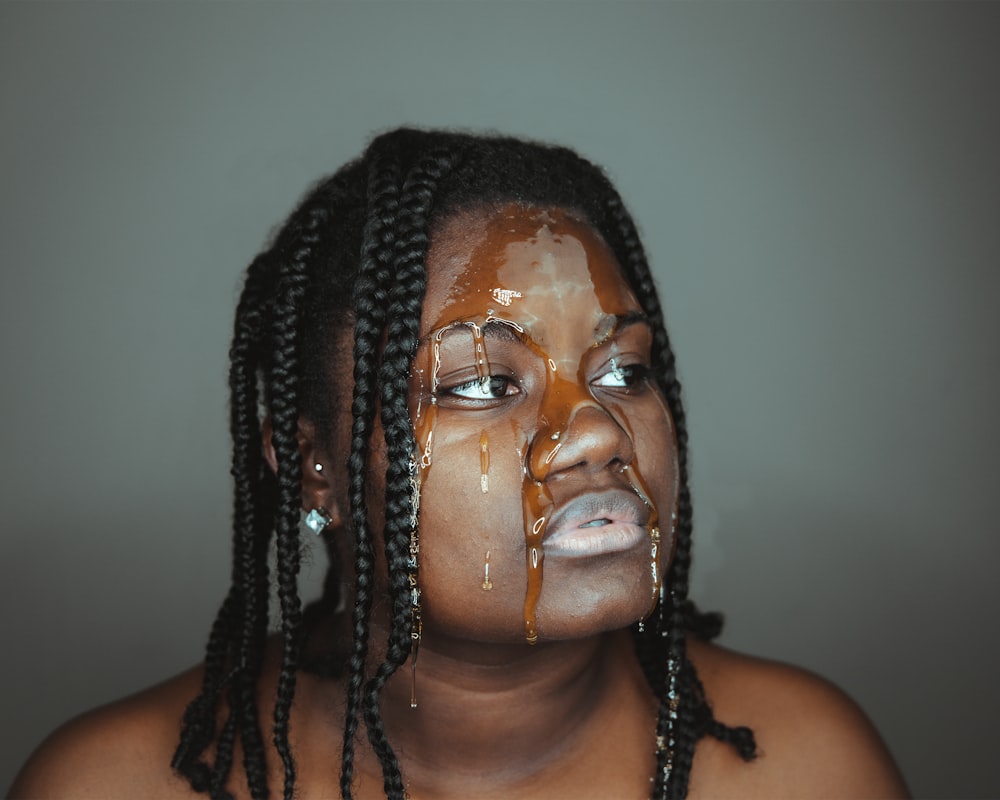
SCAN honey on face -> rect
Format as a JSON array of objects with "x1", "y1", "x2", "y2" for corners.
[{"x1": 411, "y1": 205, "x2": 678, "y2": 643}]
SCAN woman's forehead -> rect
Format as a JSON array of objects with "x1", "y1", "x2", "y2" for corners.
[{"x1": 423, "y1": 204, "x2": 640, "y2": 344}]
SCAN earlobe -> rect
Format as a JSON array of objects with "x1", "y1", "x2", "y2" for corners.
[
  {"x1": 262, "y1": 416, "x2": 345, "y2": 531},
  {"x1": 262, "y1": 416, "x2": 280, "y2": 475}
]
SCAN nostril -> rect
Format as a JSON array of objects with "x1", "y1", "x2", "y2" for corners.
[
  {"x1": 527, "y1": 403, "x2": 635, "y2": 481},
  {"x1": 527, "y1": 436, "x2": 573, "y2": 482}
]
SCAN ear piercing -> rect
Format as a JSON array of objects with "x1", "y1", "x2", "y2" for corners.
[
  {"x1": 304, "y1": 507, "x2": 332, "y2": 535},
  {"x1": 304, "y1": 465, "x2": 329, "y2": 533}
]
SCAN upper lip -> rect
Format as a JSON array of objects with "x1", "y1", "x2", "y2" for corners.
[{"x1": 543, "y1": 488, "x2": 651, "y2": 540}]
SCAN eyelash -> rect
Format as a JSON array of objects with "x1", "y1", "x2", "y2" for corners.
[
  {"x1": 593, "y1": 362, "x2": 652, "y2": 392},
  {"x1": 439, "y1": 362, "x2": 652, "y2": 407}
]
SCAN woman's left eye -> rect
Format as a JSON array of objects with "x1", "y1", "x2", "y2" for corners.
[{"x1": 592, "y1": 361, "x2": 650, "y2": 390}]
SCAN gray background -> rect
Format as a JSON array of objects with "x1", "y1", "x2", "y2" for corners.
[{"x1": 2, "y1": 2, "x2": 997, "y2": 797}]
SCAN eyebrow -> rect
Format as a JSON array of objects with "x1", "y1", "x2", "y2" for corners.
[
  {"x1": 593, "y1": 311, "x2": 652, "y2": 346},
  {"x1": 610, "y1": 311, "x2": 652, "y2": 334},
  {"x1": 484, "y1": 311, "x2": 651, "y2": 344},
  {"x1": 422, "y1": 318, "x2": 526, "y2": 349},
  {"x1": 429, "y1": 311, "x2": 651, "y2": 348},
  {"x1": 481, "y1": 318, "x2": 529, "y2": 343}
]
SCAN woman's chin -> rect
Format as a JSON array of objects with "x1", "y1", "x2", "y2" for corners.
[{"x1": 531, "y1": 552, "x2": 657, "y2": 640}]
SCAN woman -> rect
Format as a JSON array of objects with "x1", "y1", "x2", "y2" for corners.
[{"x1": 10, "y1": 129, "x2": 908, "y2": 799}]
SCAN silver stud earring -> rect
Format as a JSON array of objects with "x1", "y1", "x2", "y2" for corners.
[{"x1": 304, "y1": 507, "x2": 332, "y2": 535}]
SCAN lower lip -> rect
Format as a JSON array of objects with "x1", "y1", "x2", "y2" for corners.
[{"x1": 543, "y1": 522, "x2": 648, "y2": 557}]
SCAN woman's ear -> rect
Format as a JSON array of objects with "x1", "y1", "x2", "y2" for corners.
[{"x1": 262, "y1": 416, "x2": 345, "y2": 531}]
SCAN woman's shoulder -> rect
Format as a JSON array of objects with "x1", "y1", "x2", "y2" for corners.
[
  {"x1": 686, "y1": 637, "x2": 910, "y2": 798},
  {"x1": 7, "y1": 666, "x2": 205, "y2": 799}
]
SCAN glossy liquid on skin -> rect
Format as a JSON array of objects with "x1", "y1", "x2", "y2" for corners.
[
  {"x1": 611, "y1": 391, "x2": 680, "y2": 612},
  {"x1": 479, "y1": 431, "x2": 490, "y2": 494},
  {"x1": 418, "y1": 328, "x2": 667, "y2": 640},
  {"x1": 417, "y1": 208, "x2": 676, "y2": 644},
  {"x1": 470, "y1": 322, "x2": 491, "y2": 385},
  {"x1": 518, "y1": 337, "x2": 661, "y2": 643},
  {"x1": 622, "y1": 461, "x2": 661, "y2": 610}
]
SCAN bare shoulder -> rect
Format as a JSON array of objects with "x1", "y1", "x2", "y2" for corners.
[
  {"x1": 7, "y1": 666, "x2": 204, "y2": 800},
  {"x1": 686, "y1": 638, "x2": 910, "y2": 799}
]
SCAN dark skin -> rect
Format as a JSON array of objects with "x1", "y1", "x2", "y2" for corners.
[{"x1": 9, "y1": 205, "x2": 909, "y2": 800}]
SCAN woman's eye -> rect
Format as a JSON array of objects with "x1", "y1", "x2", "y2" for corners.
[
  {"x1": 443, "y1": 375, "x2": 518, "y2": 401},
  {"x1": 593, "y1": 361, "x2": 650, "y2": 390}
]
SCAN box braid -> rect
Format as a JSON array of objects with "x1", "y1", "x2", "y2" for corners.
[
  {"x1": 174, "y1": 128, "x2": 754, "y2": 800},
  {"x1": 173, "y1": 249, "x2": 278, "y2": 798},
  {"x1": 362, "y1": 147, "x2": 458, "y2": 797},
  {"x1": 602, "y1": 192, "x2": 756, "y2": 797},
  {"x1": 340, "y1": 149, "x2": 401, "y2": 797}
]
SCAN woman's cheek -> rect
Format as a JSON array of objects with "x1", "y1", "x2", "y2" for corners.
[{"x1": 416, "y1": 422, "x2": 526, "y2": 569}]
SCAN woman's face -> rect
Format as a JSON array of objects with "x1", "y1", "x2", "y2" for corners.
[{"x1": 409, "y1": 203, "x2": 678, "y2": 646}]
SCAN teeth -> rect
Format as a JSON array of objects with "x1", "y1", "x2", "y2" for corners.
[{"x1": 579, "y1": 518, "x2": 611, "y2": 528}]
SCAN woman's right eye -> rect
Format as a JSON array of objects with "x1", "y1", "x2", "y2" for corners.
[{"x1": 442, "y1": 375, "x2": 519, "y2": 402}]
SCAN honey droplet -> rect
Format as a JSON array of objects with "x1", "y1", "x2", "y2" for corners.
[
  {"x1": 479, "y1": 431, "x2": 490, "y2": 494},
  {"x1": 482, "y1": 549, "x2": 493, "y2": 591}
]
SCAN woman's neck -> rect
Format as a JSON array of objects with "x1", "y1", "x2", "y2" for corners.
[{"x1": 369, "y1": 627, "x2": 656, "y2": 799}]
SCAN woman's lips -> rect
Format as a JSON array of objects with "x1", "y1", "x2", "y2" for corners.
[{"x1": 543, "y1": 489, "x2": 650, "y2": 557}]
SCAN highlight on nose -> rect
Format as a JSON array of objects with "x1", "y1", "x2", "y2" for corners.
[{"x1": 528, "y1": 400, "x2": 634, "y2": 481}]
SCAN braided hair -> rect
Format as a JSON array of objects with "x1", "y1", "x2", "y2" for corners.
[{"x1": 172, "y1": 128, "x2": 756, "y2": 800}]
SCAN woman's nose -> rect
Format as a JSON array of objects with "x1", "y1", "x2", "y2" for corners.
[{"x1": 527, "y1": 397, "x2": 634, "y2": 482}]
